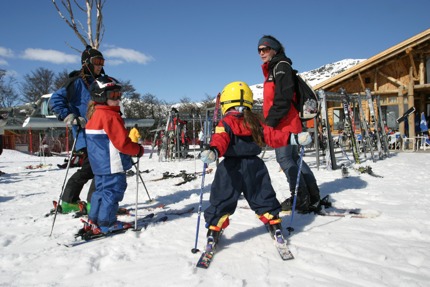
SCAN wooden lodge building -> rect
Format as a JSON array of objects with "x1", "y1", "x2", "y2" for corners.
[{"x1": 313, "y1": 28, "x2": 430, "y2": 139}]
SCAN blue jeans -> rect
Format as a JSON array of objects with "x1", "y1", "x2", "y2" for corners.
[{"x1": 275, "y1": 145, "x2": 318, "y2": 193}]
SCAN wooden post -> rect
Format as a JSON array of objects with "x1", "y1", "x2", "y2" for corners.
[
  {"x1": 398, "y1": 87, "x2": 405, "y2": 136},
  {"x1": 407, "y1": 67, "x2": 415, "y2": 144},
  {"x1": 28, "y1": 128, "x2": 33, "y2": 154}
]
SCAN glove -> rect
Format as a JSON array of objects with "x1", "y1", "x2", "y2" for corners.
[
  {"x1": 135, "y1": 145, "x2": 144, "y2": 158},
  {"x1": 64, "y1": 114, "x2": 87, "y2": 128},
  {"x1": 200, "y1": 148, "x2": 218, "y2": 164}
]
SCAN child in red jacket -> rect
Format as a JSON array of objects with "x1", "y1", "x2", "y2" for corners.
[{"x1": 199, "y1": 81, "x2": 310, "y2": 252}]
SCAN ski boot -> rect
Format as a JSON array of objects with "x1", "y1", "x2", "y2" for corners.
[
  {"x1": 280, "y1": 197, "x2": 293, "y2": 212},
  {"x1": 73, "y1": 201, "x2": 89, "y2": 218},
  {"x1": 319, "y1": 195, "x2": 332, "y2": 208},
  {"x1": 50, "y1": 200, "x2": 63, "y2": 215},
  {"x1": 76, "y1": 219, "x2": 99, "y2": 238},
  {"x1": 296, "y1": 189, "x2": 311, "y2": 214},
  {"x1": 262, "y1": 214, "x2": 285, "y2": 244},
  {"x1": 60, "y1": 202, "x2": 80, "y2": 213},
  {"x1": 206, "y1": 226, "x2": 222, "y2": 252}
]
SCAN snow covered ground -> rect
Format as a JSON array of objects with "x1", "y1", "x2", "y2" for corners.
[{"x1": 1, "y1": 147, "x2": 429, "y2": 287}]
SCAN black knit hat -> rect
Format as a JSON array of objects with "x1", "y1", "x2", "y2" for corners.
[
  {"x1": 258, "y1": 36, "x2": 281, "y2": 52},
  {"x1": 81, "y1": 45, "x2": 104, "y2": 65}
]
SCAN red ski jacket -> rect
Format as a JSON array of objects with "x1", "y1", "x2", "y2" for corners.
[{"x1": 261, "y1": 55, "x2": 303, "y2": 146}]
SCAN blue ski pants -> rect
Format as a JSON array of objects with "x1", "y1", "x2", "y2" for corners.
[{"x1": 88, "y1": 172, "x2": 127, "y2": 227}]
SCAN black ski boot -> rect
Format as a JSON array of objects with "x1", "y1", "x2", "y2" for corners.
[
  {"x1": 280, "y1": 197, "x2": 293, "y2": 212},
  {"x1": 307, "y1": 182, "x2": 322, "y2": 213},
  {"x1": 295, "y1": 188, "x2": 311, "y2": 214}
]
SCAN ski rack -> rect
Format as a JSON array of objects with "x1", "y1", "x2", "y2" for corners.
[{"x1": 317, "y1": 90, "x2": 338, "y2": 170}]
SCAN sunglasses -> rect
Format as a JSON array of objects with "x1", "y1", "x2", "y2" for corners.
[
  {"x1": 107, "y1": 90, "x2": 122, "y2": 100},
  {"x1": 258, "y1": 46, "x2": 272, "y2": 54},
  {"x1": 90, "y1": 56, "x2": 105, "y2": 66}
]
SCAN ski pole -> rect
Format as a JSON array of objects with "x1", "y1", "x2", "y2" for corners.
[
  {"x1": 191, "y1": 162, "x2": 208, "y2": 254},
  {"x1": 133, "y1": 158, "x2": 140, "y2": 231},
  {"x1": 49, "y1": 127, "x2": 80, "y2": 237},
  {"x1": 133, "y1": 161, "x2": 152, "y2": 202},
  {"x1": 287, "y1": 145, "x2": 305, "y2": 234}
]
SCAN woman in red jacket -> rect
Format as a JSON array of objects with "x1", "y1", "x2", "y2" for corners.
[{"x1": 258, "y1": 35, "x2": 321, "y2": 213}]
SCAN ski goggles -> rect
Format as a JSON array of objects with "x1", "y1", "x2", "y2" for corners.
[
  {"x1": 258, "y1": 46, "x2": 272, "y2": 54},
  {"x1": 106, "y1": 90, "x2": 122, "y2": 100},
  {"x1": 90, "y1": 56, "x2": 105, "y2": 66}
]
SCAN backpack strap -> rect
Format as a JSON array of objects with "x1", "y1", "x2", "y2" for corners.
[{"x1": 273, "y1": 61, "x2": 300, "y2": 110}]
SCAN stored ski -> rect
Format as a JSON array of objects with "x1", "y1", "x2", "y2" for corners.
[
  {"x1": 163, "y1": 206, "x2": 194, "y2": 216},
  {"x1": 354, "y1": 166, "x2": 383, "y2": 178},
  {"x1": 316, "y1": 208, "x2": 380, "y2": 218},
  {"x1": 174, "y1": 174, "x2": 197, "y2": 186}
]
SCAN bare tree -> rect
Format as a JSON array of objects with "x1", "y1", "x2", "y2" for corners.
[
  {"x1": 21, "y1": 68, "x2": 55, "y2": 103},
  {"x1": 0, "y1": 69, "x2": 18, "y2": 108},
  {"x1": 53, "y1": 69, "x2": 71, "y2": 90},
  {"x1": 51, "y1": 0, "x2": 105, "y2": 50}
]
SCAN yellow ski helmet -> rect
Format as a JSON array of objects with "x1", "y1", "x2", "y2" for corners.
[{"x1": 220, "y1": 81, "x2": 254, "y2": 115}]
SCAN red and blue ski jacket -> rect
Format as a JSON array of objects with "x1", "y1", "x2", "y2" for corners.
[{"x1": 85, "y1": 105, "x2": 141, "y2": 175}]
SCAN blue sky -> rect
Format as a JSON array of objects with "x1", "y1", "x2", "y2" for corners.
[{"x1": 1, "y1": 0, "x2": 429, "y2": 103}]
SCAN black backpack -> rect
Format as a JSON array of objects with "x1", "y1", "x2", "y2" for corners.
[
  {"x1": 62, "y1": 71, "x2": 81, "y2": 102},
  {"x1": 274, "y1": 61, "x2": 320, "y2": 121}
]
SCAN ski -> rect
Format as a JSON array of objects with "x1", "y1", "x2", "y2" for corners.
[
  {"x1": 163, "y1": 206, "x2": 195, "y2": 216},
  {"x1": 126, "y1": 169, "x2": 153, "y2": 177},
  {"x1": 151, "y1": 168, "x2": 213, "y2": 184},
  {"x1": 396, "y1": 106, "x2": 416, "y2": 123},
  {"x1": 376, "y1": 95, "x2": 390, "y2": 157},
  {"x1": 150, "y1": 170, "x2": 187, "y2": 181},
  {"x1": 317, "y1": 90, "x2": 337, "y2": 170},
  {"x1": 316, "y1": 208, "x2": 379, "y2": 218},
  {"x1": 340, "y1": 89, "x2": 360, "y2": 164},
  {"x1": 268, "y1": 228, "x2": 294, "y2": 260},
  {"x1": 354, "y1": 165, "x2": 383, "y2": 178},
  {"x1": 196, "y1": 233, "x2": 220, "y2": 269},
  {"x1": 174, "y1": 174, "x2": 197, "y2": 186},
  {"x1": 25, "y1": 163, "x2": 53, "y2": 170},
  {"x1": 357, "y1": 93, "x2": 376, "y2": 162},
  {"x1": 365, "y1": 88, "x2": 384, "y2": 159},
  {"x1": 60, "y1": 213, "x2": 166, "y2": 247}
]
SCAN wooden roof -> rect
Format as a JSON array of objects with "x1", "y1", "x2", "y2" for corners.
[{"x1": 313, "y1": 28, "x2": 430, "y2": 91}]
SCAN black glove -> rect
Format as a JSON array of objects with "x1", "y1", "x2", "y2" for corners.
[{"x1": 136, "y1": 145, "x2": 144, "y2": 158}]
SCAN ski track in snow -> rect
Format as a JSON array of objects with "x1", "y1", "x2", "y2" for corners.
[{"x1": 1, "y1": 148, "x2": 430, "y2": 286}]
